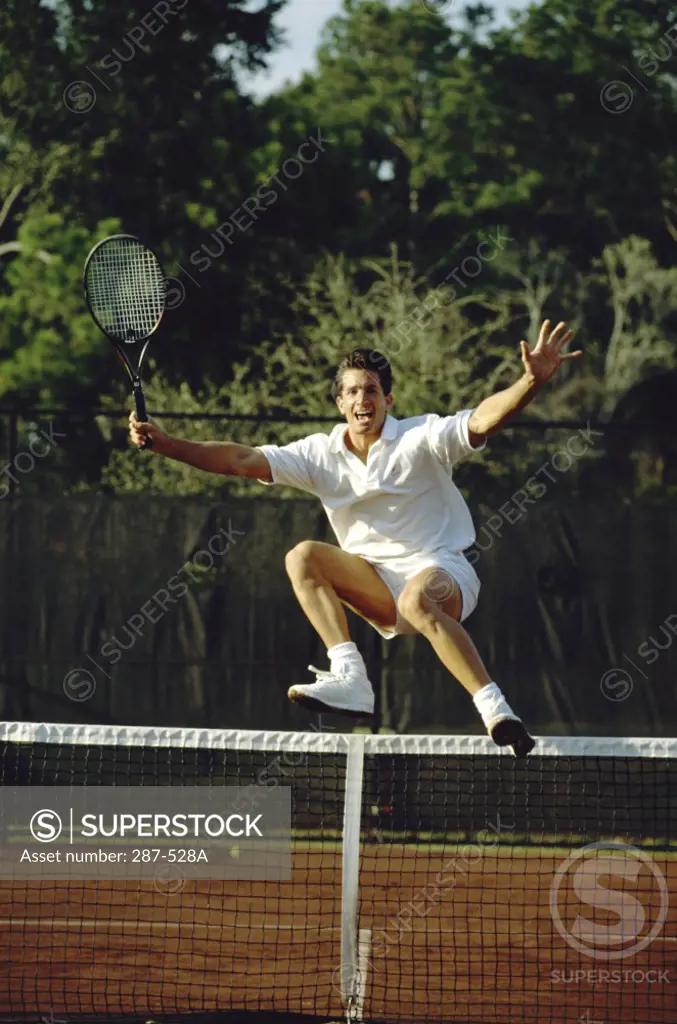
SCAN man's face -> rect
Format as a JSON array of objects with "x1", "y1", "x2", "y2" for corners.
[{"x1": 336, "y1": 368, "x2": 392, "y2": 436}]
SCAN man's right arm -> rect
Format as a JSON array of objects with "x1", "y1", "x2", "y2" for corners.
[{"x1": 128, "y1": 414, "x2": 273, "y2": 482}]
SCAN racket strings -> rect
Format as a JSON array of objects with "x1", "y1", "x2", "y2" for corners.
[{"x1": 86, "y1": 238, "x2": 165, "y2": 343}]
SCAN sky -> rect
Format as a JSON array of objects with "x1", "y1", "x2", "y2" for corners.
[{"x1": 243, "y1": 0, "x2": 531, "y2": 97}]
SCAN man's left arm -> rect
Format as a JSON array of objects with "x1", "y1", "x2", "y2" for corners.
[{"x1": 468, "y1": 319, "x2": 582, "y2": 445}]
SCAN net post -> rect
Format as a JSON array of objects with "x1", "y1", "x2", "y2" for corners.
[{"x1": 340, "y1": 733, "x2": 365, "y2": 1017}]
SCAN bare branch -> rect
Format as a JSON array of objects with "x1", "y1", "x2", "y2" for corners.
[
  {"x1": 665, "y1": 212, "x2": 677, "y2": 245},
  {"x1": 0, "y1": 183, "x2": 24, "y2": 234},
  {"x1": 0, "y1": 240, "x2": 54, "y2": 264}
]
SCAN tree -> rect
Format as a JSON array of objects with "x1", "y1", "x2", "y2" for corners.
[
  {"x1": 0, "y1": 205, "x2": 126, "y2": 400},
  {"x1": 269, "y1": 0, "x2": 464, "y2": 272},
  {"x1": 430, "y1": 0, "x2": 677, "y2": 266},
  {"x1": 597, "y1": 236, "x2": 677, "y2": 416},
  {"x1": 0, "y1": 0, "x2": 287, "y2": 397}
]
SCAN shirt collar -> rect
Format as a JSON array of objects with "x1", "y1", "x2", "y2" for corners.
[{"x1": 328, "y1": 413, "x2": 399, "y2": 454}]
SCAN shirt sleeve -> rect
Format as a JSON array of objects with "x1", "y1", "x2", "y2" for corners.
[
  {"x1": 255, "y1": 436, "x2": 319, "y2": 495},
  {"x1": 426, "y1": 410, "x2": 487, "y2": 467}
]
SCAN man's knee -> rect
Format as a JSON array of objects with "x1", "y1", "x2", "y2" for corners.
[
  {"x1": 284, "y1": 540, "x2": 320, "y2": 577},
  {"x1": 397, "y1": 571, "x2": 461, "y2": 628},
  {"x1": 396, "y1": 584, "x2": 428, "y2": 628}
]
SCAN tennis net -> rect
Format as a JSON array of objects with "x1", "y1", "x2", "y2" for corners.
[{"x1": 0, "y1": 722, "x2": 676, "y2": 1024}]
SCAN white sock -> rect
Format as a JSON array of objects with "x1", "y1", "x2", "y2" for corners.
[
  {"x1": 328, "y1": 641, "x2": 365, "y2": 674},
  {"x1": 473, "y1": 682, "x2": 515, "y2": 727}
]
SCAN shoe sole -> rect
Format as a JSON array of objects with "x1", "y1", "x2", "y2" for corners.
[
  {"x1": 490, "y1": 718, "x2": 536, "y2": 758},
  {"x1": 287, "y1": 690, "x2": 374, "y2": 718}
]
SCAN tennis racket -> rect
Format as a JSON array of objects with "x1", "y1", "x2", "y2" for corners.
[{"x1": 84, "y1": 233, "x2": 166, "y2": 449}]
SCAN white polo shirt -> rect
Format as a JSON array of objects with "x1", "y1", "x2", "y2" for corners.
[{"x1": 256, "y1": 411, "x2": 485, "y2": 564}]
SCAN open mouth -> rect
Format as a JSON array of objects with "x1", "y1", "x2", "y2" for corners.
[{"x1": 355, "y1": 411, "x2": 374, "y2": 424}]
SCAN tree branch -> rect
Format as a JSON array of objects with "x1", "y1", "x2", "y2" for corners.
[
  {"x1": 0, "y1": 240, "x2": 54, "y2": 264},
  {"x1": 0, "y1": 183, "x2": 24, "y2": 234}
]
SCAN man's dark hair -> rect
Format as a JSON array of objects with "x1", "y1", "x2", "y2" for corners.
[{"x1": 332, "y1": 348, "x2": 392, "y2": 399}]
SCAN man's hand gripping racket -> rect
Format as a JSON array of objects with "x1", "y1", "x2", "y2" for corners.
[
  {"x1": 128, "y1": 410, "x2": 167, "y2": 451},
  {"x1": 84, "y1": 233, "x2": 166, "y2": 450}
]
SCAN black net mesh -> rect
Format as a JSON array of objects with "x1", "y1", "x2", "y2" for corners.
[{"x1": 0, "y1": 728, "x2": 676, "y2": 1023}]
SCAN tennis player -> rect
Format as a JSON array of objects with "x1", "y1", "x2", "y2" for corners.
[{"x1": 129, "y1": 319, "x2": 580, "y2": 756}]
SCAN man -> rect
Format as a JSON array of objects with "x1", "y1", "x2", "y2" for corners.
[{"x1": 129, "y1": 319, "x2": 581, "y2": 756}]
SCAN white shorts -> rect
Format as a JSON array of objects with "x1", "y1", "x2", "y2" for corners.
[{"x1": 365, "y1": 551, "x2": 481, "y2": 640}]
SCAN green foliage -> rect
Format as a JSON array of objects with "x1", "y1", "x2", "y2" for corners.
[
  {"x1": 100, "y1": 231, "x2": 677, "y2": 500},
  {"x1": 0, "y1": 208, "x2": 121, "y2": 405},
  {"x1": 97, "y1": 245, "x2": 522, "y2": 495},
  {"x1": 1, "y1": 0, "x2": 287, "y2": 393},
  {"x1": 1, "y1": 0, "x2": 677, "y2": 503},
  {"x1": 597, "y1": 236, "x2": 677, "y2": 413}
]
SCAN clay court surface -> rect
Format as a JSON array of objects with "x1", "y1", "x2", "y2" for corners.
[{"x1": 1, "y1": 846, "x2": 676, "y2": 1024}]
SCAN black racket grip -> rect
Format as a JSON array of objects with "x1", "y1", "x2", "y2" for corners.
[{"x1": 133, "y1": 385, "x2": 153, "y2": 451}]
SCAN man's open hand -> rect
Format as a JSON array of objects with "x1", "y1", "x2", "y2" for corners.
[{"x1": 520, "y1": 320, "x2": 582, "y2": 386}]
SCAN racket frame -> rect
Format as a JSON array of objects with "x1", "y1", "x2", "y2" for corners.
[{"x1": 83, "y1": 233, "x2": 167, "y2": 446}]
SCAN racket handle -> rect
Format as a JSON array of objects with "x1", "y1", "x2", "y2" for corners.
[{"x1": 133, "y1": 385, "x2": 153, "y2": 451}]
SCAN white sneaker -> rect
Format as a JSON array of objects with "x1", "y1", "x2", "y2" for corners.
[{"x1": 287, "y1": 664, "x2": 375, "y2": 716}]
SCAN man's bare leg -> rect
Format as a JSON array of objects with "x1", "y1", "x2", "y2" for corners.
[
  {"x1": 284, "y1": 540, "x2": 397, "y2": 645},
  {"x1": 284, "y1": 540, "x2": 396, "y2": 714},
  {"x1": 397, "y1": 567, "x2": 534, "y2": 755},
  {"x1": 397, "y1": 568, "x2": 490, "y2": 696}
]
